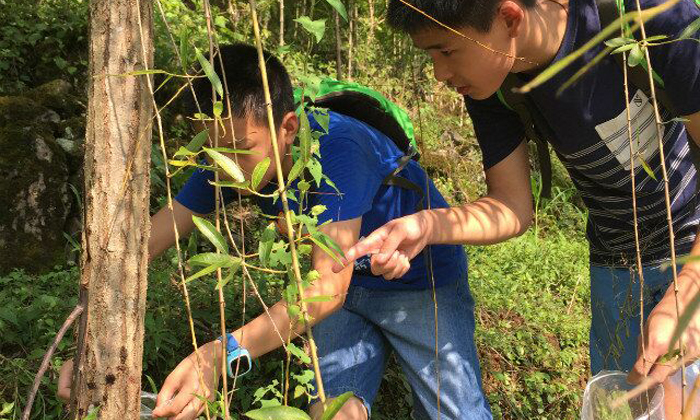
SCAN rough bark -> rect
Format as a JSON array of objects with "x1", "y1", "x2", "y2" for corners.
[{"x1": 70, "y1": 0, "x2": 153, "y2": 419}]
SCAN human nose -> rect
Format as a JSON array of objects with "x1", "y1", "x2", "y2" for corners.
[{"x1": 432, "y1": 59, "x2": 453, "y2": 83}]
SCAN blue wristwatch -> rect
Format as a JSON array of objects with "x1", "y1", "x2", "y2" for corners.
[{"x1": 217, "y1": 333, "x2": 252, "y2": 378}]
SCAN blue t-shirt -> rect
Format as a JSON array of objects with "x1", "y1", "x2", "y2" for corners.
[
  {"x1": 466, "y1": 0, "x2": 700, "y2": 266},
  {"x1": 175, "y1": 111, "x2": 467, "y2": 290}
]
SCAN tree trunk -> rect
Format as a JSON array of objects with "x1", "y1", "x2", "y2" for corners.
[
  {"x1": 334, "y1": 10, "x2": 343, "y2": 80},
  {"x1": 279, "y1": 0, "x2": 284, "y2": 46},
  {"x1": 70, "y1": 0, "x2": 153, "y2": 419},
  {"x1": 347, "y1": 0, "x2": 354, "y2": 81}
]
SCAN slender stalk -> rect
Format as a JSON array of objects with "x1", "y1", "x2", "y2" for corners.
[
  {"x1": 633, "y1": 0, "x2": 686, "y2": 408},
  {"x1": 249, "y1": 0, "x2": 327, "y2": 405},
  {"x1": 136, "y1": 3, "x2": 212, "y2": 418}
]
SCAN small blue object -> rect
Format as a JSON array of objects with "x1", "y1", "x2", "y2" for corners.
[{"x1": 217, "y1": 333, "x2": 252, "y2": 378}]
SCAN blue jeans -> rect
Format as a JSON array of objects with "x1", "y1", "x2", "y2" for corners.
[
  {"x1": 310, "y1": 277, "x2": 492, "y2": 420},
  {"x1": 590, "y1": 264, "x2": 677, "y2": 373}
]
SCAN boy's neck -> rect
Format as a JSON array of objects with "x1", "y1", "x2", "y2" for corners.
[{"x1": 512, "y1": 0, "x2": 570, "y2": 74}]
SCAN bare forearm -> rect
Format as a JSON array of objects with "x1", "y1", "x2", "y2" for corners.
[
  {"x1": 422, "y1": 195, "x2": 532, "y2": 246},
  {"x1": 231, "y1": 276, "x2": 346, "y2": 359},
  {"x1": 148, "y1": 201, "x2": 198, "y2": 261}
]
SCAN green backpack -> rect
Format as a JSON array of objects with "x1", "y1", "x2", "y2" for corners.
[{"x1": 294, "y1": 78, "x2": 427, "y2": 207}]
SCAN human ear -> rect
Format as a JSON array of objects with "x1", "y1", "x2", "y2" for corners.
[
  {"x1": 279, "y1": 111, "x2": 299, "y2": 145},
  {"x1": 498, "y1": 0, "x2": 525, "y2": 38}
]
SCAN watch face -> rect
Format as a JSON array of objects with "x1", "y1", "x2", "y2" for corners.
[{"x1": 227, "y1": 349, "x2": 252, "y2": 377}]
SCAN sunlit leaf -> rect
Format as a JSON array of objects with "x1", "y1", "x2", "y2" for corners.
[
  {"x1": 679, "y1": 17, "x2": 700, "y2": 40},
  {"x1": 204, "y1": 147, "x2": 246, "y2": 183},
  {"x1": 638, "y1": 156, "x2": 657, "y2": 180},
  {"x1": 320, "y1": 392, "x2": 354, "y2": 420},
  {"x1": 294, "y1": 16, "x2": 326, "y2": 43},
  {"x1": 192, "y1": 215, "x2": 229, "y2": 253},
  {"x1": 179, "y1": 28, "x2": 191, "y2": 69},
  {"x1": 325, "y1": 0, "x2": 348, "y2": 21},
  {"x1": 213, "y1": 101, "x2": 224, "y2": 118},
  {"x1": 168, "y1": 159, "x2": 192, "y2": 167},
  {"x1": 259, "y1": 223, "x2": 277, "y2": 267},
  {"x1": 189, "y1": 252, "x2": 239, "y2": 268},
  {"x1": 309, "y1": 235, "x2": 343, "y2": 264},
  {"x1": 643, "y1": 35, "x2": 668, "y2": 42},
  {"x1": 628, "y1": 44, "x2": 644, "y2": 67},
  {"x1": 287, "y1": 342, "x2": 311, "y2": 364},
  {"x1": 252, "y1": 157, "x2": 271, "y2": 191},
  {"x1": 611, "y1": 43, "x2": 638, "y2": 54},
  {"x1": 195, "y1": 47, "x2": 223, "y2": 98},
  {"x1": 604, "y1": 37, "x2": 635, "y2": 48},
  {"x1": 245, "y1": 406, "x2": 311, "y2": 420},
  {"x1": 209, "y1": 180, "x2": 249, "y2": 189}
]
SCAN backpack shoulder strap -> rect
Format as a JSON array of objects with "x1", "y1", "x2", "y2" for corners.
[{"x1": 498, "y1": 74, "x2": 553, "y2": 199}]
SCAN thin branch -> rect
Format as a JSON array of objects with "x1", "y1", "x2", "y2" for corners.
[{"x1": 22, "y1": 304, "x2": 84, "y2": 420}]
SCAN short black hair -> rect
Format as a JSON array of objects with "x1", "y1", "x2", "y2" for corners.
[
  {"x1": 183, "y1": 43, "x2": 294, "y2": 129},
  {"x1": 387, "y1": 0, "x2": 536, "y2": 34}
]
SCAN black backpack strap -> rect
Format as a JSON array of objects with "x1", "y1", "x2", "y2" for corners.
[
  {"x1": 381, "y1": 154, "x2": 426, "y2": 212},
  {"x1": 499, "y1": 75, "x2": 553, "y2": 199}
]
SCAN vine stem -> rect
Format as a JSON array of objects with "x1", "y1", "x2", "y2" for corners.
[
  {"x1": 135, "y1": 2, "x2": 212, "y2": 418},
  {"x1": 248, "y1": 0, "x2": 327, "y2": 406},
  {"x1": 619, "y1": 19, "x2": 651, "y2": 414},
  {"x1": 21, "y1": 304, "x2": 84, "y2": 420},
  {"x1": 632, "y1": 0, "x2": 686, "y2": 410}
]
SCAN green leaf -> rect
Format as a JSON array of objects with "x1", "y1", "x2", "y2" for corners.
[
  {"x1": 194, "y1": 112, "x2": 210, "y2": 120},
  {"x1": 206, "y1": 147, "x2": 257, "y2": 155},
  {"x1": 252, "y1": 157, "x2": 271, "y2": 191},
  {"x1": 168, "y1": 159, "x2": 192, "y2": 167},
  {"x1": 287, "y1": 304, "x2": 300, "y2": 320},
  {"x1": 639, "y1": 156, "x2": 657, "y2": 180},
  {"x1": 192, "y1": 215, "x2": 229, "y2": 253},
  {"x1": 185, "y1": 262, "x2": 227, "y2": 283},
  {"x1": 288, "y1": 342, "x2": 311, "y2": 364},
  {"x1": 312, "y1": 108, "x2": 330, "y2": 133},
  {"x1": 298, "y1": 180, "x2": 311, "y2": 192},
  {"x1": 195, "y1": 47, "x2": 223, "y2": 98},
  {"x1": 186, "y1": 129, "x2": 210, "y2": 153},
  {"x1": 287, "y1": 158, "x2": 306, "y2": 185},
  {"x1": 213, "y1": 101, "x2": 224, "y2": 118},
  {"x1": 299, "y1": 111, "x2": 312, "y2": 164},
  {"x1": 611, "y1": 43, "x2": 637, "y2": 54},
  {"x1": 259, "y1": 223, "x2": 277, "y2": 267},
  {"x1": 293, "y1": 385, "x2": 305, "y2": 399},
  {"x1": 628, "y1": 44, "x2": 644, "y2": 67},
  {"x1": 216, "y1": 267, "x2": 237, "y2": 290},
  {"x1": 245, "y1": 406, "x2": 311, "y2": 420},
  {"x1": 311, "y1": 205, "x2": 327, "y2": 216},
  {"x1": 309, "y1": 235, "x2": 343, "y2": 264},
  {"x1": 209, "y1": 180, "x2": 249, "y2": 189},
  {"x1": 294, "y1": 16, "x2": 326, "y2": 43},
  {"x1": 189, "y1": 252, "x2": 239, "y2": 268},
  {"x1": 173, "y1": 146, "x2": 196, "y2": 157},
  {"x1": 643, "y1": 35, "x2": 668, "y2": 42},
  {"x1": 204, "y1": 147, "x2": 246, "y2": 183},
  {"x1": 325, "y1": 0, "x2": 348, "y2": 21},
  {"x1": 0, "y1": 402, "x2": 14, "y2": 416},
  {"x1": 320, "y1": 392, "x2": 354, "y2": 420},
  {"x1": 679, "y1": 17, "x2": 700, "y2": 40},
  {"x1": 604, "y1": 37, "x2": 635, "y2": 48}
]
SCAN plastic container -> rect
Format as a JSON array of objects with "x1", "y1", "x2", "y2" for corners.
[
  {"x1": 581, "y1": 370, "x2": 665, "y2": 420},
  {"x1": 666, "y1": 361, "x2": 700, "y2": 417},
  {"x1": 140, "y1": 391, "x2": 158, "y2": 419}
]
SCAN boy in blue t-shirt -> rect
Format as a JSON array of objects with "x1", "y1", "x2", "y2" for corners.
[
  {"x1": 341, "y1": 0, "x2": 700, "y2": 418},
  {"x1": 139, "y1": 44, "x2": 489, "y2": 420}
]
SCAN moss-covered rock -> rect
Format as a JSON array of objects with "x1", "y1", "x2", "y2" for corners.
[
  {"x1": 26, "y1": 79, "x2": 82, "y2": 116},
  {"x1": 0, "y1": 98, "x2": 71, "y2": 274}
]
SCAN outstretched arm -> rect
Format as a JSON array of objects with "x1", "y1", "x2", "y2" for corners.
[
  {"x1": 152, "y1": 217, "x2": 361, "y2": 420},
  {"x1": 148, "y1": 200, "x2": 201, "y2": 262},
  {"x1": 334, "y1": 141, "x2": 533, "y2": 279}
]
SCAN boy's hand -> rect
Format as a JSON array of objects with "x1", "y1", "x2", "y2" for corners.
[
  {"x1": 152, "y1": 340, "x2": 222, "y2": 420},
  {"x1": 333, "y1": 212, "x2": 429, "y2": 280},
  {"x1": 57, "y1": 359, "x2": 74, "y2": 401}
]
